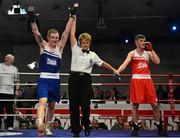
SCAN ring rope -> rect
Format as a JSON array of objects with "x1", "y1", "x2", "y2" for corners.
[
  {"x1": 0, "y1": 113, "x2": 180, "y2": 117},
  {"x1": 0, "y1": 72, "x2": 179, "y2": 77},
  {"x1": 0, "y1": 99, "x2": 180, "y2": 102},
  {"x1": 1, "y1": 82, "x2": 180, "y2": 86}
]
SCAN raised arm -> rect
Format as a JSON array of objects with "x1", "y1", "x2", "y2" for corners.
[
  {"x1": 58, "y1": 16, "x2": 75, "y2": 53},
  {"x1": 28, "y1": 6, "x2": 46, "y2": 51},
  {"x1": 58, "y1": 3, "x2": 79, "y2": 53},
  {"x1": 118, "y1": 51, "x2": 133, "y2": 73},
  {"x1": 70, "y1": 15, "x2": 77, "y2": 48},
  {"x1": 145, "y1": 42, "x2": 160, "y2": 65}
]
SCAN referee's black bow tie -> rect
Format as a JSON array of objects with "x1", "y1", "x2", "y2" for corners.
[{"x1": 82, "y1": 49, "x2": 89, "y2": 54}]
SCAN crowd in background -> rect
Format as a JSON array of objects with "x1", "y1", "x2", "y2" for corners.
[
  {"x1": 14, "y1": 84, "x2": 180, "y2": 108},
  {"x1": 1, "y1": 84, "x2": 180, "y2": 130},
  {"x1": 2, "y1": 112, "x2": 180, "y2": 131}
]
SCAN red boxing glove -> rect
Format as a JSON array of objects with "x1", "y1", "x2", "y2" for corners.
[{"x1": 145, "y1": 42, "x2": 154, "y2": 51}]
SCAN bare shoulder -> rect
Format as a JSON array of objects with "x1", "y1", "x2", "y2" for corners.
[
  {"x1": 128, "y1": 50, "x2": 135, "y2": 57},
  {"x1": 39, "y1": 41, "x2": 47, "y2": 52}
]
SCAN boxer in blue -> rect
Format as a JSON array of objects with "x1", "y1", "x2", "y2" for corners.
[{"x1": 28, "y1": 3, "x2": 78, "y2": 136}]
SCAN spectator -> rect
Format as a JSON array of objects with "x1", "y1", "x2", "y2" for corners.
[
  {"x1": 53, "y1": 118, "x2": 64, "y2": 130},
  {"x1": 112, "y1": 87, "x2": 120, "y2": 99},
  {"x1": 21, "y1": 82, "x2": 37, "y2": 108},
  {"x1": 0, "y1": 54, "x2": 20, "y2": 130},
  {"x1": 140, "y1": 120, "x2": 148, "y2": 131},
  {"x1": 20, "y1": 121, "x2": 27, "y2": 129},
  {"x1": 90, "y1": 118, "x2": 99, "y2": 130},
  {"x1": 124, "y1": 122, "x2": 131, "y2": 130},
  {"x1": 156, "y1": 85, "x2": 166, "y2": 103},
  {"x1": 104, "y1": 90, "x2": 111, "y2": 99},
  {"x1": 98, "y1": 122, "x2": 108, "y2": 130},
  {"x1": 109, "y1": 90, "x2": 116, "y2": 100},
  {"x1": 61, "y1": 90, "x2": 68, "y2": 99},
  {"x1": 111, "y1": 116, "x2": 124, "y2": 130},
  {"x1": 93, "y1": 87, "x2": 101, "y2": 99},
  {"x1": 174, "y1": 86, "x2": 180, "y2": 100},
  {"x1": 90, "y1": 118, "x2": 108, "y2": 130}
]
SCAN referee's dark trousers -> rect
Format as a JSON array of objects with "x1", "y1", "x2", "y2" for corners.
[{"x1": 68, "y1": 71, "x2": 92, "y2": 134}]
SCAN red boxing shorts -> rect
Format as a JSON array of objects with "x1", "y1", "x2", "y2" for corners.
[{"x1": 130, "y1": 78, "x2": 157, "y2": 103}]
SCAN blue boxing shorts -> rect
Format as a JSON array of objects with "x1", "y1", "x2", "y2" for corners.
[{"x1": 38, "y1": 78, "x2": 61, "y2": 103}]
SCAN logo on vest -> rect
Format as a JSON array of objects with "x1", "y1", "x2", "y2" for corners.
[
  {"x1": 137, "y1": 63, "x2": 147, "y2": 68},
  {"x1": 47, "y1": 58, "x2": 57, "y2": 66}
]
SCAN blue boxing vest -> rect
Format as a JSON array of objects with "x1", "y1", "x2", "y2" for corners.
[{"x1": 39, "y1": 46, "x2": 61, "y2": 74}]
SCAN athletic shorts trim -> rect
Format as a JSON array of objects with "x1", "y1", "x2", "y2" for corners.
[
  {"x1": 40, "y1": 72, "x2": 59, "y2": 79},
  {"x1": 132, "y1": 74, "x2": 151, "y2": 79}
]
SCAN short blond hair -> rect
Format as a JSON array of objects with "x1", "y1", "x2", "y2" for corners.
[
  {"x1": 78, "y1": 32, "x2": 92, "y2": 43},
  {"x1": 47, "y1": 29, "x2": 59, "y2": 38}
]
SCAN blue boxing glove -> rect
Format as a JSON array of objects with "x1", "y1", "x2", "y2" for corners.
[{"x1": 114, "y1": 74, "x2": 121, "y2": 82}]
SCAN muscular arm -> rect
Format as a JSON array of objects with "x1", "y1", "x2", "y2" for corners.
[
  {"x1": 101, "y1": 61, "x2": 119, "y2": 74},
  {"x1": 58, "y1": 17, "x2": 74, "y2": 54},
  {"x1": 117, "y1": 51, "x2": 133, "y2": 73},
  {"x1": 149, "y1": 50, "x2": 160, "y2": 65},
  {"x1": 31, "y1": 22, "x2": 46, "y2": 51},
  {"x1": 28, "y1": 6, "x2": 46, "y2": 52}
]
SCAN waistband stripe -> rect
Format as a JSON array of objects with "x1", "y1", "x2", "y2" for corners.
[
  {"x1": 40, "y1": 72, "x2": 59, "y2": 79},
  {"x1": 132, "y1": 74, "x2": 151, "y2": 79}
]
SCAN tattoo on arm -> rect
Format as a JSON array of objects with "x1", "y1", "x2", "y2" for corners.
[{"x1": 37, "y1": 34, "x2": 43, "y2": 43}]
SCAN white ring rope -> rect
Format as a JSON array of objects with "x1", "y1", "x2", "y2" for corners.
[
  {"x1": 0, "y1": 99, "x2": 180, "y2": 102},
  {"x1": 0, "y1": 83, "x2": 109, "y2": 86},
  {"x1": 0, "y1": 114, "x2": 71, "y2": 117},
  {"x1": 0, "y1": 83, "x2": 179, "y2": 86},
  {"x1": 0, "y1": 113, "x2": 180, "y2": 117},
  {"x1": 0, "y1": 114, "x2": 37, "y2": 117},
  {"x1": 2, "y1": 72, "x2": 180, "y2": 77},
  {"x1": 0, "y1": 99, "x2": 38, "y2": 101},
  {"x1": 16, "y1": 72, "x2": 180, "y2": 77},
  {"x1": 17, "y1": 72, "x2": 101, "y2": 76}
]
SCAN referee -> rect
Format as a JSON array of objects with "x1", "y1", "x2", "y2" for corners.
[{"x1": 68, "y1": 16, "x2": 119, "y2": 137}]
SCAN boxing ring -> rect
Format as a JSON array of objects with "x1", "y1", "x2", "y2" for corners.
[{"x1": 0, "y1": 72, "x2": 180, "y2": 137}]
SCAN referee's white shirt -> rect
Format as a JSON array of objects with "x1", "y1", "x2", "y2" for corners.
[
  {"x1": 71, "y1": 41, "x2": 103, "y2": 74},
  {"x1": 0, "y1": 63, "x2": 19, "y2": 95}
]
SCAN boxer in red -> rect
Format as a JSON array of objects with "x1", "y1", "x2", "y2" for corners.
[{"x1": 117, "y1": 34, "x2": 168, "y2": 137}]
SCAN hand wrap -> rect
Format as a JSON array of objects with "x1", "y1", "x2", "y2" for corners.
[
  {"x1": 114, "y1": 74, "x2": 121, "y2": 82},
  {"x1": 68, "y1": 5, "x2": 78, "y2": 17},
  {"x1": 28, "y1": 10, "x2": 36, "y2": 23},
  {"x1": 145, "y1": 42, "x2": 154, "y2": 51}
]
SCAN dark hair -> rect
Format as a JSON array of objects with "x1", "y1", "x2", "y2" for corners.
[
  {"x1": 135, "y1": 34, "x2": 146, "y2": 41},
  {"x1": 54, "y1": 118, "x2": 61, "y2": 124}
]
